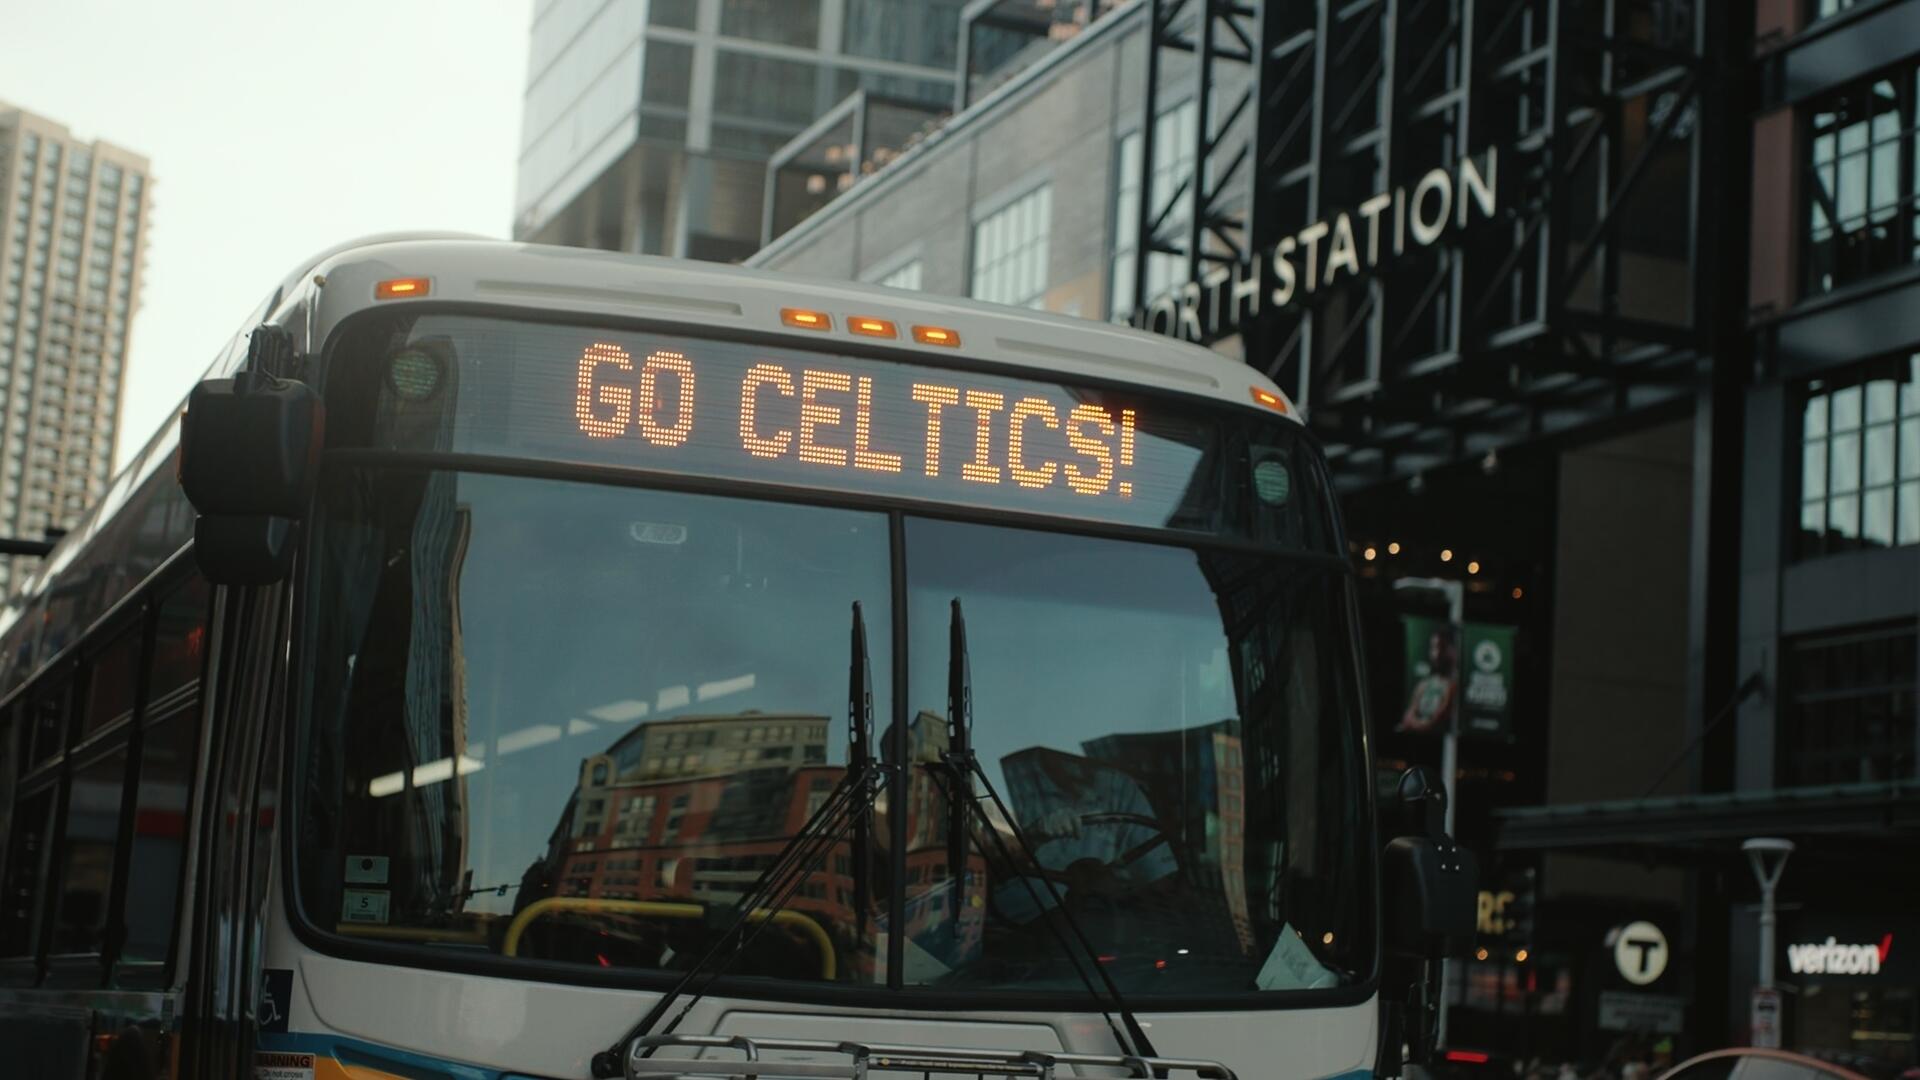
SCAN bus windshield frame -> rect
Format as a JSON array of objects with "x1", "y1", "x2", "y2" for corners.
[{"x1": 285, "y1": 305, "x2": 1379, "y2": 1011}]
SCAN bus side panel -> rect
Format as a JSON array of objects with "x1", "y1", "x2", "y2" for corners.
[
  {"x1": 178, "y1": 583, "x2": 288, "y2": 1080},
  {"x1": 0, "y1": 999, "x2": 89, "y2": 1079}
]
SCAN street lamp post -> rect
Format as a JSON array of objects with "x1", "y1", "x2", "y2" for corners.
[
  {"x1": 1394, "y1": 578, "x2": 1465, "y2": 838},
  {"x1": 1394, "y1": 576, "x2": 1466, "y2": 1049},
  {"x1": 1743, "y1": 838, "x2": 1793, "y2": 1048}
]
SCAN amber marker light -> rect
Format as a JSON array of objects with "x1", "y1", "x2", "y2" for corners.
[
  {"x1": 375, "y1": 277, "x2": 431, "y2": 300},
  {"x1": 1249, "y1": 386, "x2": 1290, "y2": 413},
  {"x1": 911, "y1": 325, "x2": 961, "y2": 347},
  {"x1": 781, "y1": 307, "x2": 832, "y2": 330},
  {"x1": 849, "y1": 316, "x2": 897, "y2": 338}
]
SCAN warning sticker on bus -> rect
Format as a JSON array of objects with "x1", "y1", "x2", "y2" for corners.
[{"x1": 254, "y1": 1051, "x2": 315, "y2": 1080}]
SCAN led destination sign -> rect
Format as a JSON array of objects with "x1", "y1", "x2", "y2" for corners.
[
  {"x1": 573, "y1": 342, "x2": 1141, "y2": 499},
  {"x1": 363, "y1": 314, "x2": 1329, "y2": 546}
]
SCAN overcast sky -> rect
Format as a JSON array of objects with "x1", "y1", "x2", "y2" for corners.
[{"x1": 0, "y1": 1, "x2": 529, "y2": 468}]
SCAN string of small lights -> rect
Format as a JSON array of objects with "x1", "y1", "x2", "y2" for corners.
[{"x1": 1349, "y1": 539, "x2": 1528, "y2": 600}]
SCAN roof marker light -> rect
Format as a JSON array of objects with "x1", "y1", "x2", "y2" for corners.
[
  {"x1": 1250, "y1": 386, "x2": 1290, "y2": 414},
  {"x1": 912, "y1": 325, "x2": 961, "y2": 347},
  {"x1": 782, "y1": 307, "x2": 832, "y2": 330},
  {"x1": 375, "y1": 277, "x2": 431, "y2": 300},
  {"x1": 849, "y1": 316, "x2": 897, "y2": 338}
]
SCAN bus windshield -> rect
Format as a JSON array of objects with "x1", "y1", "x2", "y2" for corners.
[{"x1": 294, "y1": 313, "x2": 1373, "y2": 1001}]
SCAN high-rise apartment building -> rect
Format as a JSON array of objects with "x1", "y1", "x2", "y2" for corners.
[
  {"x1": 0, "y1": 105, "x2": 149, "y2": 590},
  {"x1": 515, "y1": 0, "x2": 962, "y2": 261}
]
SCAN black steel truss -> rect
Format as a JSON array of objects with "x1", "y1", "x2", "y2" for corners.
[{"x1": 1134, "y1": 0, "x2": 1732, "y2": 489}]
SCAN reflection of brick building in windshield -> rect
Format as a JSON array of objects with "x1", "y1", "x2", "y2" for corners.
[
  {"x1": 516, "y1": 707, "x2": 1251, "y2": 980},
  {"x1": 552, "y1": 712, "x2": 840, "y2": 910}
]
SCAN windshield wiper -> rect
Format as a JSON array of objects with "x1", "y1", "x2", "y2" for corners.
[
  {"x1": 849, "y1": 599, "x2": 877, "y2": 943},
  {"x1": 590, "y1": 602, "x2": 889, "y2": 1079},
  {"x1": 928, "y1": 598, "x2": 1163, "y2": 1064}
]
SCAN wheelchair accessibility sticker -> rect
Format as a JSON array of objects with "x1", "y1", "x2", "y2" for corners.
[{"x1": 259, "y1": 967, "x2": 293, "y2": 1033}]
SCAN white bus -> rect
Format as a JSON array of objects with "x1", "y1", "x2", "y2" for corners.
[{"x1": 0, "y1": 236, "x2": 1472, "y2": 1079}]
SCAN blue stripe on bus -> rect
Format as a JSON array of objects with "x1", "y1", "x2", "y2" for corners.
[
  {"x1": 254, "y1": 1030, "x2": 1380, "y2": 1079},
  {"x1": 254, "y1": 1030, "x2": 515, "y2": 1079}
]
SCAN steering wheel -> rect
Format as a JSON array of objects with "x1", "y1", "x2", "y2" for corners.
[{"x1": 1022, "y1": 811, "x2": 1181, "y2": 906}]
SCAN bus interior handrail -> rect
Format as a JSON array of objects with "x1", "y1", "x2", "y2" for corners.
[
  {"x1": 500, "y1": 898, "x2": 837, "y2": 979},
  {"x1": 624, "y1": 1033, "x2": 1242, "y2": 1079}
]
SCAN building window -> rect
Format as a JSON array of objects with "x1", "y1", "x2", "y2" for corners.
[
  {"x1": 1797, "y1": 354, "x2": 1920, "y2": 557},
  {"x1": 1781, "y1": 623, "x2": 1916, "y2": 787},
  {"x1": 713, "y1": 51, "x2": 825, "y2": 127},
  {"x1": 971, "y1": 184, "x2": 1051, "y2": 309},
  {"x1": 648, "y1": 0, "x2": 696, "y2": 28},
  {"x1": 1803, "y1": 65, "x2": 1920, "y2": 297},
  {"x1": 1109, "y1": 101, "x2": 1198, "y2": 320},
  {"x1": 1810, "y1": 0, "x2": 1864, "y2": 20},
  {"x1": 871, "y1": 259, "x2": 922, "y2": 292},
  {"x1": 719, "y1": 0, "x2": 820, "y2": 47}
]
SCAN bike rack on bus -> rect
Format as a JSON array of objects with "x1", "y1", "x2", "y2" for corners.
[{"x1": 624, "y1": 1033, "x2": 1240, "y2": 1079}]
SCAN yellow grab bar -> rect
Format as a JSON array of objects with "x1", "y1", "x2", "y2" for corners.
[{"x1": 500, "y1": 897, "x2": 836, "y2": 980}]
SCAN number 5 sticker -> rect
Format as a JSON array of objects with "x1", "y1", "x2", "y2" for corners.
[{"x1": 341, "y1": 888, "x2": 390, "y2": 924}]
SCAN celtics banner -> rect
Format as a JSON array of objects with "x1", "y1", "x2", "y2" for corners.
[
  {"x1": 1460, "y1": 623, "x2": 1516, "y2": 740},
  {"x1": 1398, "y1": 616, "x2": 1458, "y2": 736},
  {"x1": 1399, "y1": 617, "x2": 1515, "y2": 740}
]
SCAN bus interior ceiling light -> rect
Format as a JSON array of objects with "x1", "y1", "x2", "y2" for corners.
[
  {"x1": 781, "y1": 307, "x2": 831, "y2": 330},
  {"x1": 375, "y1": 277, "x2": 431, "y2": 300},
  {"x1": 911, "y1": 325, "x2": 960, "y2": 347},
  {"x1": 848, "y1": 316, "x2": 897, "y2": 338}
]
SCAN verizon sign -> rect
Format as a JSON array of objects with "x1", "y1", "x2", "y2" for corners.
[{"x1": 1786, "y1": 934, "x2": 1893, "y2": 976}]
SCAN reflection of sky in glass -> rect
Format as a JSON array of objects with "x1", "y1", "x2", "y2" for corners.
[
  {"x1": 424, "y1": 474, "x2": 891, "y2": 914},
  {"x1": 905, "y1": 520, "x2": 1235, "y2": 799}
]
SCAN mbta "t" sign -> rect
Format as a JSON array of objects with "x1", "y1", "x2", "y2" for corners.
[{"x1": 1614, "y1": 921, "x2": 1671, "y2": 986}]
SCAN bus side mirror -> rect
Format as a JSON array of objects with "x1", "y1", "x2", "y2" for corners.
[
  {"x1": 179, "y1": 369, "x2": 323, "y2": 586},
  {"x1": 1382, "y1": 768, "x2": 1478, "y2": 958},
  {"x1": 1382, "y1": 834, "x2": 1478, "y2": 957},
  {"x1": 1376, "y1": 767, "x2": 1478, "y2": 1074}
]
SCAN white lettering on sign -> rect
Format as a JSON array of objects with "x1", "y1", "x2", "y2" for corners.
[
  {"x1": 1466, "y1": 639, "x2": 1508, "y2": 710},
  {"x1": 1786, "y1": 934, "x2": 1892, "y2": 976},
  {"x1": 1132, "y1": 147, "x2": 1499, "y2": 339}
]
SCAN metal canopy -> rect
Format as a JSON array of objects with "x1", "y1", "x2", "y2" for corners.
[
  {"x1": 1493, "y1": 781, "x2": 1920, "y2": 863},
  {"x1": 1133, "y1": 0, "x2": 1731, "y2": 488}
]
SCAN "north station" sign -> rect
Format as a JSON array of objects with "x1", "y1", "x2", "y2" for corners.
[{"x1": 1131, "y1": 148, "x2": 1499, "y2": 343}]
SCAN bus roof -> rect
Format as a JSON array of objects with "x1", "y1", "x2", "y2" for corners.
[
  {"x1": 0, "y1": 237, "x2": 1299, "y2": 696},
  {"x1": 297, "y1": 237, "x2": 1299, "y2": 417}
]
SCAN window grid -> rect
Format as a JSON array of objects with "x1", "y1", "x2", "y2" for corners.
[
  {"x1": 970, "y1": 184, "x2": 1051, "y2": 309},
  {"x1": 1797, "y1": 353, "x2": 1920, "y2": 557},
  {"x1": 1781, "y1": 622, "x2": 1917, "y2": 787},
  {"x1": 1803, "y1": 65, "x2": 1920, "y2": 296},
  {"x1": 874, "y1": 259, "x2": 922, "y2": 292},
  {"x1": 1109, "y1": 101, "x2": 1198, "y2": 320}
]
